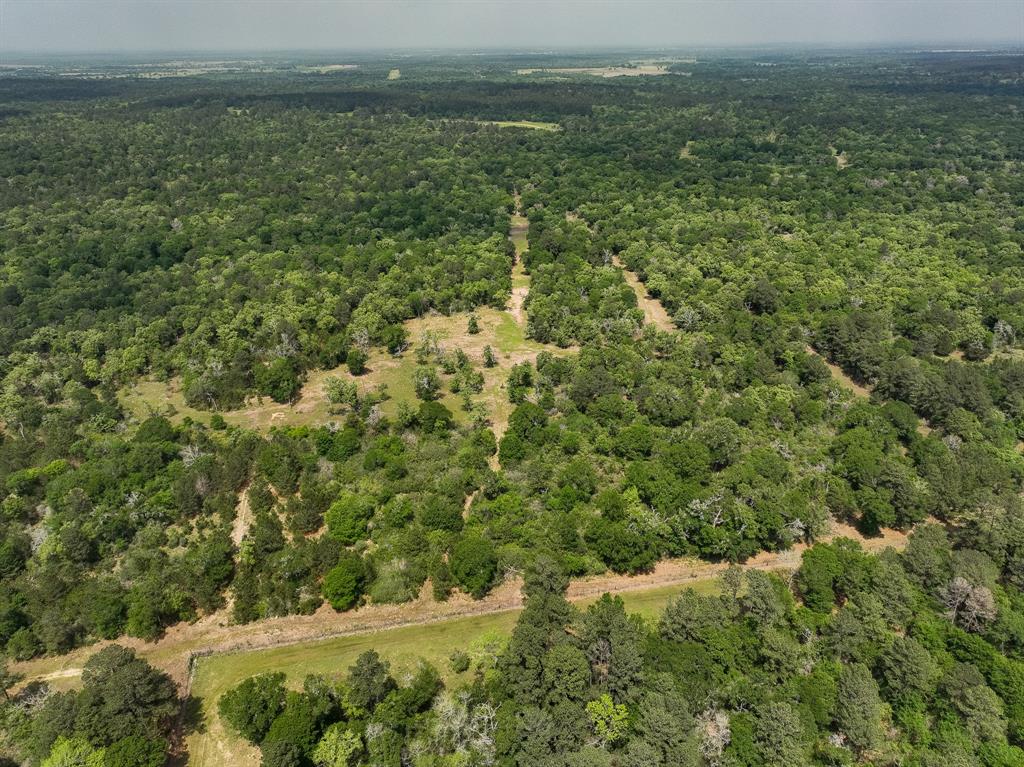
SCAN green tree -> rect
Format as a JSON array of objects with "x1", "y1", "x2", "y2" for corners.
[
  {"x1": 41, "y1": 737, "x2": 104, "y2": 767},
  {"x1": 879, "y1": 636, "x2": 939, "y2": 704},
  {"x1": 483, "y1": 345, "x2": 497, "y2": 368},
  {"x1": 260, "y1": 740, "x2": 302, "y2": 767},
  {"x1": 413, "y1": 365, "x2": 441, "y2": 401},
  {"x1": 754, "y1": 702, "x2": 808, "y2": 767},
  {"x1": 218, "y1": 673, "x2": 287, "y2": 744},
  {"x1": 346, "y1": 349, "x2": 368, "y2": 376},
  {"x1": 543, "y1": 644, "x2": 590, "y2": 705},
  {"x1": 325, "y1": 493, "x2": 373, "y2": 546},
  {"x1": 322, "y1": 554, "x2": 366, "y2": 611},
  {"x1": 102, "y1": 736, "x2": 167, "y2": 767},
  {"x1": 262, "y1": 691, "x2": 322, "y2": 755},
  {"x1": 586, "y1": 694, "x2": 629, "y2": 748},
  {"x1": 835, "y1": 663, "x2": 885, "y2": 755},
  {"x1": 312, "y1": 723, "x2": 363, "y2": 767},
  {"x1": 796, "y1": 544, "x2": 842, "y2": 612},
  {"x1": 346, "y1": 650, "x2": 396, "y2": 712},
  {"x1": 74, "y1": 645, "x2": 178, "y2": 746},
  {"x1": 450, "y1": 534, "x2": 498, "y2": 598},
  {"x1": 255, "y1": 358, "x2": 301, "y2": 403}
]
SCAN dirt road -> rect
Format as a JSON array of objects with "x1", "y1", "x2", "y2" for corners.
[{"x1": 13, "y1": 520, "x2": 908, "y2": 695}]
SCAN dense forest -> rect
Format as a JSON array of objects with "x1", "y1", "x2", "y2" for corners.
[{"x1": 0, "y1": 49, "x2": 1022, "y2": 765}]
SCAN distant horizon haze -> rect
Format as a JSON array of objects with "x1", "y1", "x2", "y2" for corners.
[{"x1": 1, "y1": 0, "x2": 1021, "y2": 55}]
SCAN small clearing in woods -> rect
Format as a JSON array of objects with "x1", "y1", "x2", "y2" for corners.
[
  {"x1": 387, "y1": 68, "x2": 400, "y2": 80},
  {"x1": 119, "y1": 196, "x2": 562, "y2": 440},
  {"x1": 612, "y1": 256, "x2": 675, "y2": 332},
  {"x1": 830, "y1": 144, "x2": 849, "y2": 169},
  {"x1": 475, "y1": 119, "x2": 560, "y2": 131},
  {"x1": 679, "y1": 141, "x2": 694, "y2": 158},
  {"x1": 517, "y1": 65, "x2": 670, "y2": 77}
]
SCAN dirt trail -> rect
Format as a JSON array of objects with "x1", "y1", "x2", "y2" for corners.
[
  {"x1": 486, "y1": 193, "x2": 533, "y2": 469},
  {"x1": 508, "y1": 193, "x2": 530, "y2": 327},
  {"x1": 612, "y1": 255, "x2": 675, "y2": 332},
  {"x1": 13, "y1": 519, "x2": 908, "y2": 695},
  {"x1": 804, "y1": 344, "x2": 873, "y2": 399},
  {"x1": 230, "y1": 487, "x2": 252, "y2": 548}
]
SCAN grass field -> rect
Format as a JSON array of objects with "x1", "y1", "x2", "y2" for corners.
[
  {"x1": 516, "y1": 65, "x2": 669, "y2": 78},
  {"x1": 186, "y1": 579, "x2": 718, "y2": 767},
  {"x1": 387, "y1": 68, "x2": 401, "y2": 80},
  {"x1": 475, "y1": 120, "x2": 561, "y2": 131}
]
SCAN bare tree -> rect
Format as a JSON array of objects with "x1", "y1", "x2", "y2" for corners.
[
  {"x1": 697, "y1": 708, "x2": 731, "y2": 767},
  {"x1": 942, "y1": 577, "x2": 997, "y2": 632}
]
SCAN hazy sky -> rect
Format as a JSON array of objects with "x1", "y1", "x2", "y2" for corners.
[{"x1": 2, "y1": 0, "x2": 1021, "y2": 54}]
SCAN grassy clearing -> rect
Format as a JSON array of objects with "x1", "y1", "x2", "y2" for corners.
[
  {"x1": 516, "y1": 66, "x2": 669, "y2": 78},
  {"x1": 121, "y1": 306, "x2": 568, "y2": 435},
  {"x1": 387, "y1": 68, "x2": 401, "y2": 80},
  {"x1": 475, "y1": 120, "x2": 560, "y2": 132},
  {"x1": 186, "y1": 579, "x2": 717, "y2": 767},
  {"x1": 120, "y1": 367, "x2": 346, "y2": 431}
]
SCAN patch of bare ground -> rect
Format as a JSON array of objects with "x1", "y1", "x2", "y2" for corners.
[
  {"x1": 463, "y1": 489, "x2": 478, "y2": 520},
  {"x1": 611, "y1": 256, "x2": 675, "y2": 332},
  {"x1": 805, "y1": 345, "x2": 873, "y2": 399},
  {"x1": 829, "y1": 144, "x2": 849, "y2": 169},
  {"x1": 509, "y1": 280, "x2": 528, "y2": 326},
  {"x1": 230, "y1": 486, "x2": 252, "y2": 548},
  {"x1": 13, "y1": 518, "x2": 909, "y2": 696}
]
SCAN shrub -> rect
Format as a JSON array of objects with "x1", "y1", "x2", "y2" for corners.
[
  {"x1": 450, "y1": 535, "x2": 498, "y2": 598},
  {"x1": 323, "y1": 555, "x2": 366, "y2": 611},
  {"x1": 346, "y1": 349, "x2": 368, "y2": 376}
]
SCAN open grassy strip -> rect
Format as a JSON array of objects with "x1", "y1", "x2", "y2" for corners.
[
  {"x1": 475, "y1": 120, "x2": 561, "y2": 131},
  {"x1": 186, "y1": 579, "x2": 718, "y2": 767}
]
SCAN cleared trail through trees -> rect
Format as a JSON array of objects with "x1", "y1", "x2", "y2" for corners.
[
  {"x1": 508, "y1": 193, "x2": 530, "y2": 326},
  {"x1": 13, "y1": 520, "x2": 908, "y2": 697},
  {"x1": 485, "y1": 193, "x2": 534, "y2": 469},
  {"x1": 612, "y1": 255, "x2": 676, "y2": 332}
]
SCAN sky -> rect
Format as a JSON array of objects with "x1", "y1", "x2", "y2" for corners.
[{"x1": 1, "y1": 0, "x2": 1021, "y2": 54}]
